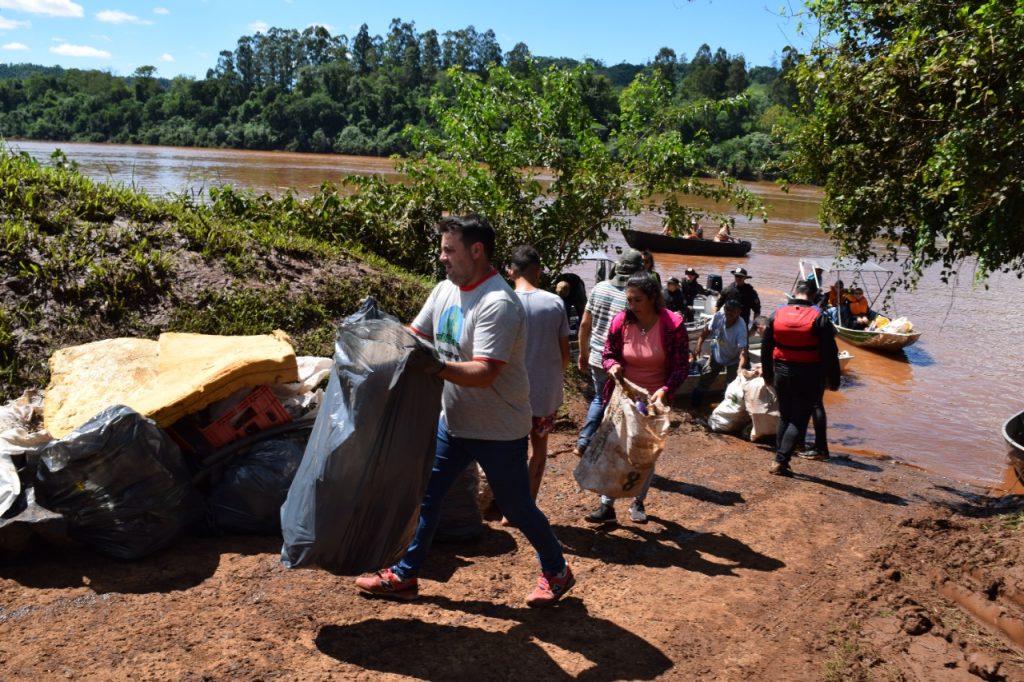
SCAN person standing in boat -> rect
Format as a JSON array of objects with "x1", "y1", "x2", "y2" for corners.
[
  {"x1": 679, "y1": 267, "x2": 711, "y2": 322},
  {"x1": 717, "y1": 267, "x2": 761, "y2": 328},
  {"x1": 760, "y1": 282, "x2": 841, "y2": 477},
  {"x1": 690, "y1": 299, "x2": 749, "y2": 409},
  {"x1": 662, "y1": 276, "x2": 687, "y2": 315}
]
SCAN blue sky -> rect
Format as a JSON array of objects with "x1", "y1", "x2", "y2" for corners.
[{"x1": 0, "y1": 0, "x2": 813, "y2": 79}]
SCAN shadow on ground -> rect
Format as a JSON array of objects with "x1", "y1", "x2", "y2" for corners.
[{"x1": 317, "y1": 595, "x2": 673, "y2": 681}]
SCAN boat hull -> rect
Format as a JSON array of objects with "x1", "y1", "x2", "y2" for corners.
[
  {"x1": 622, "y1": 228, "x2": 752, "y2": 257},
  {"x1": 834, "y1": 324, "x2": 921, "y2": 352},
  {"x1": 1003, "y1": 411, "x2": 1024, "y2": 483}
]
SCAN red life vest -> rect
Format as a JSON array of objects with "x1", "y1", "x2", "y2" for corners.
[{"x1": 772, "y1": 305, "x2": 821, "y2": 363}]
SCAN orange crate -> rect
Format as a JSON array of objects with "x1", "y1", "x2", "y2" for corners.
[{"x1": 200, "y1": 385, "x2": 291, "y2": 448}]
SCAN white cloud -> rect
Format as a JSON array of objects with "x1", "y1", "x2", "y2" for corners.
[
  {"x1": 0, "y1": 0, "x2": 83, "y2": 18},
  {"x1": 50, "y1": 42, "x2": 110, "y2": 58},
  {"x1": 153, "y1": 6, "x2": 168, "y2": 15},
  {"x1": 96, "y1": 10, "x2": 151, "y2": 25},
  {"x1": 0, "y1": 15, "x2": 30, "y2": 29},
  {"x1": 159, "y1": 52, "x2": 172, "y2": 62},
  {"x1": 248, "y1": 20, "x2": 268, "y2": 34},
  {"x1": 2, "y1": 41, "x2": 28, "y2": 49}
]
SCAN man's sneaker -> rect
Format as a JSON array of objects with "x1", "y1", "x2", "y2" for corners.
[
  {"x1": 526, "y1": 565, "x2": 576, "y2": 607},
  {"x1": 797, "y1": 449, "x2": 830, "y2": 461},
  {"x1": 629, "y1": 502, "x2": 648, "y2": 524},
  {"x1": 769, "y1": 461, "x2": 793, "y2": 477},
  {"x1": 585, "y1": 502, "x2": 616, "y2": 523},
  {"x1": 354, "y1": 568, "x2": 419, "y2": 601}
]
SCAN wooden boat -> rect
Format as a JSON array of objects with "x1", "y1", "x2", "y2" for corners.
[
  {"x1": 793, "y1": 257, "x2": 922, "y2": 353},
  {"x1": 1003, "y1": 410, "x2": 1024, "y2": 484},
  {"x1": 621, "y1": 228, "x2": 752, "y2": 257}
]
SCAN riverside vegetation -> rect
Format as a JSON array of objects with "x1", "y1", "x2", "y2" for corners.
[{"x1": 0, "y1": 148, "x2": 432, "y2": 400}]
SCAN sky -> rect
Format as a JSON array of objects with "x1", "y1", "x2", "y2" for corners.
[{"x1": 0, "y1": 0, "x2": 814, "y2": 79}]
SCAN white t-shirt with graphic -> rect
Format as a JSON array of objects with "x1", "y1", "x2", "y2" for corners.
[{"x1": 411, "y1": 270, "x2": 532, "y2": 441}]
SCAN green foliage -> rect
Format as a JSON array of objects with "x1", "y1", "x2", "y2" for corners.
[
  {"x1": 0, "y1": 147, "x2": 431, "y2": 399},
  {"x1": 796, "y1": 0, "x2": 1024, "y2": 284},
  {"x1": 616, "y1": 74, "x2": 766, "y2": 233}
]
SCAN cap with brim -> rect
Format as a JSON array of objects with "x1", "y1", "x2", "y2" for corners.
[
  {"x1": 732, "y1": 267, "x2": 751, "y2": 278},
  {"x1": 667, "y1": 276, "x2": 681, "y2": 284},
  {"x1": 684, "y1": 267, "x2": 698, "y2": 276},
  {"x1": 611, "y1": 249, "x2": 644, "y2": 286}
]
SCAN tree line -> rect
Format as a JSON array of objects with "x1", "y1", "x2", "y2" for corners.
[{"x1": 0, "y1": 19, "x2": 801, "y2": 180}]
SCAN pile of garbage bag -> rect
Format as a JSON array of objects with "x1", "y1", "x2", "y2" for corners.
[
  {"x1": 1, "y1": 298, "x2": 446, "y2": 568},
  {"x1": 708, "y1": 371, "x2": 780, "y2": 441}
]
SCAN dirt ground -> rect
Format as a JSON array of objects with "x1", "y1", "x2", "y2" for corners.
[{"x1": 2, "y1": 394, "x2": 1024, "y2": 681}]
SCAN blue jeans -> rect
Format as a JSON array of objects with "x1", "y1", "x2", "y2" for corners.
[
  {"x1": 394, "y1": 418, "x2": 566, "y2": 579},
  {"x1": 576, "y1": 364, "x2": 609, "y2": 451}
]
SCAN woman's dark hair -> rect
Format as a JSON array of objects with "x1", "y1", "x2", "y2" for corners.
[
  {"x1": 624, "y1": 272, "x2": 663, "y2": 323},
  {"x1": 641, "y1": 249, "x2": 655, "y2": 270}
]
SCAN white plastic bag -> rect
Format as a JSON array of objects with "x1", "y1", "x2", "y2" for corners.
[
  {"x1": 743, "y1": 376, "x2": 779, "y2": 441},
  {"x1": 708, "y1": 374, "x2": 749, "y2": 433},
  {"x1": 573, "y1": 378, "x2": 670, "y2": 498}
]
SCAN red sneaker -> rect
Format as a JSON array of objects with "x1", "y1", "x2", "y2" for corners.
[
  {"x1": 354, "y1": 568, "x2": 419, "y2": 601},
  {"x1": 526, "y1": 565, "x2": 575, "y2": 607}
]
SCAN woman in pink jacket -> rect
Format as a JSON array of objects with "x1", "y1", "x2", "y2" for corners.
[{"x1": 585, "y1": 272, "x2": 689, "y2": 524}]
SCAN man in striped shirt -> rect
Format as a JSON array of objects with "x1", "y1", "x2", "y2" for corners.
[{"x1": 574, "y1": 248, "x2": 643, "y2": 455}]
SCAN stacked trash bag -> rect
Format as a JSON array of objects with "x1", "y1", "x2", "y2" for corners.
[{"x1": 0, "y1": 299, "x2": 472, "y2": 573}]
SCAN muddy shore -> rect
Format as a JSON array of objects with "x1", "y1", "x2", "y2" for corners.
[{"x1": 1, "y1": 395, "x2": 1023, "y2": 681}]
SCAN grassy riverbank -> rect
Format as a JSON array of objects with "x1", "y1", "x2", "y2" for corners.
[{"x1": 0, "y1": 149, "x2": 432, "y2": 400}]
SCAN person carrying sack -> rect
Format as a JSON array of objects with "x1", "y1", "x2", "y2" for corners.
[{"x1": 583, "y1": 272, "x2": 689, "y2": 524}]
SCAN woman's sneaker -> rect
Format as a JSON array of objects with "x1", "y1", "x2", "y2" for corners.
[
  {"x1": 354, "y1": 568, "x2": 419, "y2": 601},
  {"x1": 526, "y1": 565, "x2": 576, "y2": 607},
  {"x1": 629, "y1": 502, "x2": 648, "y2": 523},
  {"x1": 797, "y1": 449, "x2": 830, "y2": 461},
  {"x1": 585, "y1": 502, "x2": 616, "y2": 523}
]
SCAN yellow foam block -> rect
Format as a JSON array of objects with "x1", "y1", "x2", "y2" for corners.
[{"x1": 44, "y1": 331, "x2": 299, "y2": 438}]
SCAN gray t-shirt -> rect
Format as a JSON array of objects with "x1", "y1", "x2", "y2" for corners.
[
  {"x1": 584, "y1": 280, "x2": 628, "y2": 367},
  {"x1": 516, "y1": 289, "x2": 569, "y2": 417},
  {"x1": 411, "y1": 271, "x2": 532, "y2": 440},
  {"x1": 706, "y1": 309, "x2": 749, "y2": 365}
]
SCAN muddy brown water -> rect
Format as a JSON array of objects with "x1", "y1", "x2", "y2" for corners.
[{"x1": 10, "y1": 139, "x2": 1023, "y2": 488}]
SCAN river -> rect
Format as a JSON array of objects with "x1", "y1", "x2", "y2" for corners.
[{"x1": 8, "y1": 139, "x2": 1022, "y2": 489}]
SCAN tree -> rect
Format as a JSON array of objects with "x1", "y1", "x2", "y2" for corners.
[
  {"x1": 795, "y1": 0, "x2": 1024, "y2": 283},
  {"x1": 652, "y1": 47, "x2": 677, "y2": 94}
]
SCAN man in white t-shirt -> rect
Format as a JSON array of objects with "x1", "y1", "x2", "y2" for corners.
[
  {"x1": 508, "y1": 245, "x2": 570, "y2": 503},
  {"x1": 355, "y1": 215, "x2": 574, "y2": 608}
]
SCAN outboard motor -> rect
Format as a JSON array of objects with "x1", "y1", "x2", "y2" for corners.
[{"x1": 706, "y1": 274, "x2": 723, "y2": 292}]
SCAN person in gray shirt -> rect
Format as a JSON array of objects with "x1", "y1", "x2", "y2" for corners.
[{"x1": 508, "y1": 245, "x2": 570, "y2": 503}]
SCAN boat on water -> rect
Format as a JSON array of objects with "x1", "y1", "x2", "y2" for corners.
[
  {"x1": 621, "y1": 228, "x2": 752, "y2": 257},
  {"x1": 1003, "y1": 410, "x2": 1024, "y2": 485},
  {"x1": 794, "y1": 257, "x2": 922, "y2": 353}
]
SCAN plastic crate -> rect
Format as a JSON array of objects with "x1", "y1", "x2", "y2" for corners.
[{"x1": 199, "y1": 385, "x2": 291, "y2": 448}]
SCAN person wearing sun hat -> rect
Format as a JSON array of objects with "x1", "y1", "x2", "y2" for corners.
[
  {"x1": 717, "y1": 267, "x2": 761, "y2": 327},
  {"x1": 574, "y1": 249, "x2": 643, "y2": 456},
  {"x1": 679, "y1": 267, "x2": 711, "y2": 322}
]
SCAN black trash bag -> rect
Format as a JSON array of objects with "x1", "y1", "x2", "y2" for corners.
[
  {"x1": 35, "y1": 405, "x2": 200, "y2": 560},
  {"x1": 280, "y1": 297, "x2": 443, "y2": 575},
  {"x1": 208, "y1": 437, "x2": 305, "y2": 535},
  {"x1": 436, "y1": 465, "x2": 483, "y2": 543},
  {"x1": 0, "y1": 486, "x2": 73, "y2": 558}
]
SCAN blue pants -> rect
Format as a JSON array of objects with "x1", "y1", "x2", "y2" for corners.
[
  {"x1": 394, "y1": 418, "x2": 567, "y2": 579},
  {"x1": 576, "y1": 364, "x2": 609, "y2": 451}
]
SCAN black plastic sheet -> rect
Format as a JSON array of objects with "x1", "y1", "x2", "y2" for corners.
[
  {"x1": 280, "y1": 298, "x2": 443, "y2": 575},
  {"x1": 35, "y1": 405, "x2": 200, "y2": 560}
]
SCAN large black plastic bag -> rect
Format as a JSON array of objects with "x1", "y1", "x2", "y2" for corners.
[
  {"x1": 35, "y1": 405, "x2": 200, "y2": 560},
  {"x1": 208, "y1": 437, "x2": 305, "y2": 535},
  {"x1": 280, "y1": 298, "x2": 443, "y2": 575}
]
